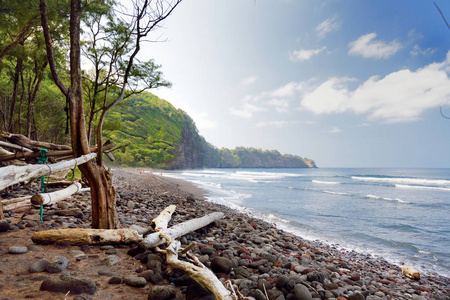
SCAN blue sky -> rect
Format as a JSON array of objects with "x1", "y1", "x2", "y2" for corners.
[{"x1": 140, "y1": 0, "x2": 450, "y2": 168}]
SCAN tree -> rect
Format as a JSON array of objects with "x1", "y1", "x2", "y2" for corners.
[{"x1": 39, "y1": 0, "x2": 182, "y2": 229}]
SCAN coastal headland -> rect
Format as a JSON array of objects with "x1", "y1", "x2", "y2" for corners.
[{"x1": 0, "y1": 168, "x2": 448, "y2": 299}]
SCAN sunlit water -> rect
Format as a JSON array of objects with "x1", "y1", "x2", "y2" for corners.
[{"x1": 161, "y1": 168, "x2": 450, "y2": 278}]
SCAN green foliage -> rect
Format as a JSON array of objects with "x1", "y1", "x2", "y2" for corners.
[{"x1": 105, "y1": 91, "x2": 192, "y2": 167}]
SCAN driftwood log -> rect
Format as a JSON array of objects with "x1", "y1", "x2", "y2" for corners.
[
  {"x1": 151, "y1": 204, "x2": 176, "y2": 231},
  {"x1": 402, "y1": 266, "x2": 420, "y2": 280},
  {"x1": 0, "y1": 141, "x2": 32, "y2": 153},
  {"x1": 141, "y1": 212, "x2": 224, "y2": 249},
  {"x1": 31, "y1": 228, "x2": 142, "y2": 245},
  {"x1": 0, "y1": 153, "x2": 96, "y2": 191},
  {"x1": 0, "y1": 132, "x2": 71, "y2": 151},
  {"x1": 31, "y1": 182, "x2": 83, "y2": 206},
  {"x1": 160, "y1": 234, "x2": 233, "y2": 300}
]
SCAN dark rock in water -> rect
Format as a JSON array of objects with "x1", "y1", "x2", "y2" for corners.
[
  {"x1": 123, "y1": 275, "x2": 147, "y2": 287},
  {"x1": 40, "y1": 275, "x2": 97, "y2": 295},
  {"x1": 294, "y1": 283, "x2": 312, "y2": 300},
  {"x1": 185, "y1": 280, "x2": 215, "y2": 300},
  {"x1": 210, "y1": 256, "x2": 232, "y2": 274},
  {"x1": 46, "y1": 256, "x2": 68, "y2": 273},
  {"x1": 0, "y1": 219, "x2": 10, "y2": 231},
  {"x1": 148, "y1": 285, "x2": 177, "y2": 300},
  {"x1": 29, "y1": 259, "x2": 50, "y2": 273}
]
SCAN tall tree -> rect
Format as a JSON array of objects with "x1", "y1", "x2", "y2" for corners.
[{"x1": 40, "y1": 0, "x2": 182, "y2": 229}]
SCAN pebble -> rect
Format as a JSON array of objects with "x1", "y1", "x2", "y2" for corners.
[
  {"x1": 8, "y1": 246, "x2": 28, "y2": 254},
  {"x1": 40, "y1": 274, "x2": 97, "y2": 295},
  {"x1": 45, "y1": 256, "x2": 68, "y2": 273},
  {"x1": 29, "y1": 259, "x2": 50, "y2": 273},
  {"x1": 148, "y1": 285, "x2": 177, "y2": 300},
  {"x1": 123, "y1": 275, "x2": 147, "y2": 287}
]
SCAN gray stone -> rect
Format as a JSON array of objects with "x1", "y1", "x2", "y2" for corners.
[
  {"x1": 46, "y1": 256, "x2": 68, "y2": 273},
  {"x1": 108, "y1": 276, "x2": 122, "y2": 284},
  {"x1": 234, "y1": 266, "x2": 252, "y2": 277},
  {"x1": 139, "y1": 270, "x2": 155, "y2": 282},
  {"x1": 148, "y1": 285, "x2": 177, "y2": 300},
  {"x1": 29, "y1": 259, "x2": 50, "y2": 273},
  {"x1": 102, "y1": 255, "x2": 120, "y2": 266},
  {"x1": 69, "y1": 250, "x2": 86, "y2": 260},
  {"x1": 40, "y1": 275, "x2": 97, "y2": 295},
  {"x1": 276, "y1": 275, "x2": 290, "y2": 289},
  {"x1": 200, "y1": 247, "x2": 215, "y2": 255},
  {"x1": 123, "y1": 275, "x2": 147, "y2": 287},
  {"x1": 294, "y1": 283, "x2": 312, "y2": 300},
  {"x1": 8, "y1": 246, "x2": 28, "y2": 254},
  {"x1": 210, "y1": 256, "x2": 232, "y2": 274}
]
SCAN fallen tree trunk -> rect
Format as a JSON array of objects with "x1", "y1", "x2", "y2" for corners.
[
  {"x1": 141, "y1": 212, "x2": 224, "y2": 249},
  {"x1": 151, "y1": 204, "x2": 176, "y2": 231},
  {"x1": 0, "y1": 141, "x2": 32, "y2": 153},
  {"x1": 0, "y1": 132, "x2": 71, "y2": 151},
  {"x1": 31, "y1": 182, "x2": 82, "y2": 206},
  {"x1": 31, "y1": 228, "x2": 142, "y2": 245},
  {"x1": 161, "y1": 234, "x2": 233, "y2": 300},
  {"x1": 1, "y1": 195, "x2": 32, "y2": 205},
  {"x1": 0, "y1": 153, "x2": 96, "y2": 190}
]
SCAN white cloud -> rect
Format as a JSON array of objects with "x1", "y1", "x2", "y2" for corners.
[
  {"x1": 230, "y1": 101, "x2": 267, "y2": 119},
  {"x1": 410, "y1": 45, "x2": 437, "y2": 56},
  {"x1": 300, "y1": 51, "x2": 450, "y2": 123},
  {"x1": 348, "y1": 33, "x2": 402, "y2": 59},
  {"x1": 268, "y1": 81, "x2": 307, "y2": 98},
  {"x1": 326, "y1": 126, "x2": 342, "y2": 133},
  {"x1": 266, "y1": 98, "x2": 290, "y2": 113},
  {"x1": 241, "y1": 75, "x2": 258, "y2": 86},
  {"x1": 317, "y1": 16, "x2": 341, "y2": 39},
  {"x1": 290, "y1": 47, "x2": 326, "y2": 62}
]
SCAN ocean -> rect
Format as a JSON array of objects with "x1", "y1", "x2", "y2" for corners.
[{"x1": 162, "y1": 168, "x2": 450, "y2": 278}]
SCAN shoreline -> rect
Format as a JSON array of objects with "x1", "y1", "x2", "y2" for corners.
[
  {"x1": 147, "y1": 169, "x2": 450, "y2": 281},
  {"x1": 116, "y1": 168, "x2": 450, "y2": 298}
]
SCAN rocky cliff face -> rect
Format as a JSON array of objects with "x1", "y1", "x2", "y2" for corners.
[{"x1": 168, "y1": 121, "x2": 204, "y2": 169}]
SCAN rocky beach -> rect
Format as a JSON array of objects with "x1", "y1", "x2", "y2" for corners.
[{"x1": 0, "y1": 168, "x2": 449, "y2": 300}]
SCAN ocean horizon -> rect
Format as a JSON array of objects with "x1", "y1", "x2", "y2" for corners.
[{"x1": 162, "y1": 167, "x2": 450, "y2": 278}]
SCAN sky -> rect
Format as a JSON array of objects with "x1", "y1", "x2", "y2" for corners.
[{"x1": 138, "y1": 0, "x2": 450, "y2": 168}]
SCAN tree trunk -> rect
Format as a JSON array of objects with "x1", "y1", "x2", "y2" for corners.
[
  {"x1": 8, "y1": 54, "x2": 23, "y2": 132},
  {"x1": 31, "y1": 182, "x2": 83, "y2": 205},
  {"x1": 68, "y1": 0, "x2": 117, "y2": 229}
]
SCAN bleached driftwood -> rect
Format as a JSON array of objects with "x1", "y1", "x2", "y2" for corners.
[
  {"x1": 141, "y1": 212, "x2": 224, "y2": 249},
  {"x1": 1, "y1": 195, "x2": 32, "y2": 205},
  {"x1": 402, "y1": 265, "x2": 420, "y2": 280},
  {"x1": 0, "y1": 141, "x2": 33, "y2": 153},
  {"x1": 31, "y1": 228, "x2": 142, "y2": 245},
  {"x1": 160, "y1": 234, "x2": 233, "y2": 300},
  {"x1": 0, "y1": 153, "x2": 96, "y2": 190},
  {"x1": 31, "y1": 182, "x2": 82, "y2": 206},
  {"x1": 151, "y1": 204, "x2": 176, "y2": 231}
]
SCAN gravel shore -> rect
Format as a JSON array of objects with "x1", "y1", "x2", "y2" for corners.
[{"x1": 0, "y1": 167, "x2": 448, "y2": 300}]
